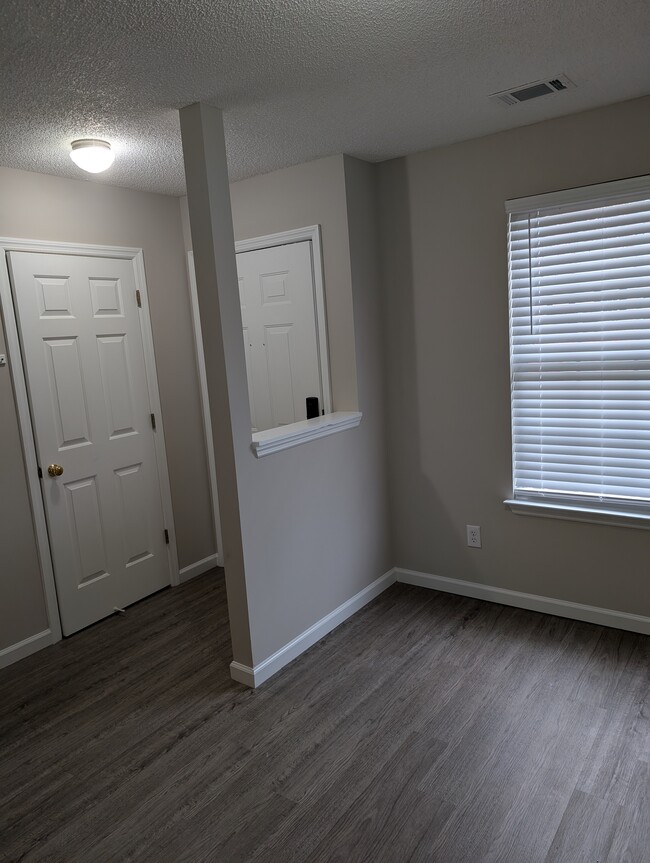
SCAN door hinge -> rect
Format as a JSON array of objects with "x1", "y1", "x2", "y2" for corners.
[
  {"x1": 136, "y1": 289, "x2": 142, "y2": 308},
  {"x1": 37, "y1": 466, "x2": 43, "y2": 479},
  {"x1": 150, "y1": 412, "x2": 156, "y2": 430},
  {"x1": 164, "y1": 529, "x2": 170, "y2": 545}
]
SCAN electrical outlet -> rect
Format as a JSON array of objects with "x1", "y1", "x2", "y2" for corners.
[{"x1": 466, "y1": 525, "x2": 481, "y2": 548}]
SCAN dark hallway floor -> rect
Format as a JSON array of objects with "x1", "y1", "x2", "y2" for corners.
[{"x1": 1, "y1": 570, "x2": 649, "y2": 862}]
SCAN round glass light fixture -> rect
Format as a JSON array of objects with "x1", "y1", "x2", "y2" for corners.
[{"x1": 69, "y1": 139, "x2": 114, "y2": 173}]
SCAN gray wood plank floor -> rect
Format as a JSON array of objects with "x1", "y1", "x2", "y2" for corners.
[{"x1": 2, "y1": 572, "x2": 649, "y2": 862}]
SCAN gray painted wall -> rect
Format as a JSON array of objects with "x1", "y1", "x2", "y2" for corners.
[
  {"x1": 232, "y1": 155, "x2": 392, "y2": 665},
  {"x1": 0, "y1": 167, "x2": 214, "y2": 650},
  {"x1": 183, "y1": 153, "x2": 392, "y2": 666},
  {"x1": 378, "y1": 95, "x2": 650, "y2": 617}
]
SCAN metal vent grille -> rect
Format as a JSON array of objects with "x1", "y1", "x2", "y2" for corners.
[{"x1": 489, "y1": 74, "x2": 575, "y2": 107}]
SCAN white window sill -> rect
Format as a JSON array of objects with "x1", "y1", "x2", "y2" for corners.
[
  {"x1": 251, "y1": 411, "x2": 362, "y2": 458},
  {"x1": 504, "y1": 498, "x2": 650, "y2": 530}
]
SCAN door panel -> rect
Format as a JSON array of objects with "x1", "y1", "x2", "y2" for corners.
[
  {"x1": 264, "y1": 323, "x2": 296, "y2": 426},
  {"x1": 115, "y1": 462, "x2": 152, "y2": 566},
  {"x1": 64, "y1": 475, "x2": 109, "y2": 586},
  {"x1": 8, "y1": 251, "x2": 170, "y2": 635},
  {"x1": 36, "y1": 276, "x2": 74, "y2": 318},
  {"x1": 97, "y1": 334, "x2": 137, "y2": 438},
  {"x1": 236, "y1": 241, "x2": 322, "y2": 431},
  {"x1": 43, "y1": 336, "x2": 92, "y2": 448},
  {"x1": 90, "y1": 277, "x2": 123, "y2": 317}
]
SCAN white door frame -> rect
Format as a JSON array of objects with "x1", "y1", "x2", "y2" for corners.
[
  {"x1": 234, "y1": 225, "x2": 332, "y2": 416},
  {"x1": 0, "y1": 238, "x2": 180, "y2": 644}
]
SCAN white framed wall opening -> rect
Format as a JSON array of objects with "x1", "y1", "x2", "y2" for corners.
[{"x1": 187, "y1": 225, "x2": 362, "y2": 461}]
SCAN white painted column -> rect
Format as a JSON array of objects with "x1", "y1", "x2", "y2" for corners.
[{"x1": 179, "y1": 102, "x2": 254, "y2": 670}]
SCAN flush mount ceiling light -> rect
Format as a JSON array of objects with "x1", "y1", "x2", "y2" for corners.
[{"x1": 69, "y1": 139, "x2": 114, "y2": 173}]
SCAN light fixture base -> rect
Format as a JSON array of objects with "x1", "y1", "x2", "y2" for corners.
[{"x1": 70, "y1": 139, "x2": 114, "y2": 173}]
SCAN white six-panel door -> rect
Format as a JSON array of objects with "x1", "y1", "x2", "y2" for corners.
[
  {"x1": 236, "y1": 241, "x2": 322, "y2": 432},
  {"x1": 8, "y1": 251, "x2": 170, "y2": 635}
]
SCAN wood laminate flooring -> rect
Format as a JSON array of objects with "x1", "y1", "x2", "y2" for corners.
[{"x1": 1, "y1": 571, "x2": 650, "y2": 862}]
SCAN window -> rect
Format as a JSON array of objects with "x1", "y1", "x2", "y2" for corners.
[{"x1": 506, "y1": 176, "x2": 650, "y2": 522}]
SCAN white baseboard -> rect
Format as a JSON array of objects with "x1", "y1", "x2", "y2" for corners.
[
  {"x1": 230, "y1": 661, "x2": 256, "y2": 687},
  {"x1": 0, "y1": 629, "x2": 56, "y2": 669},
  {"x1": 229, "y1": 569, "x2": 396, "y2": 688},
  {"x1": 178, "y1": 553, "x2": 222, "y2": 584},
  {"x1": 395, "y1": 568, "x2": 650, "y2": 636}
]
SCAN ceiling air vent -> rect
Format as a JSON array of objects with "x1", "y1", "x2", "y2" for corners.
[{"x1": 489, "y1": 74, "x2": 575, "y2": 107}]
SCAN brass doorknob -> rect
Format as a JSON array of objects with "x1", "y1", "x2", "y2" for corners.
[{"x1": 47, "y1": 464, "x2": 64, "y2": 477}]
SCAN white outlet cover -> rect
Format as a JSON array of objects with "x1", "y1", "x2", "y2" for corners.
[{"x1": 467, "y1": 524, "x2": 482, "y2": 548}]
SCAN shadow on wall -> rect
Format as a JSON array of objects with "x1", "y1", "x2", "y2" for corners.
[{"x1": 379, "y1": 158, "x2": 486, "y2": 583}]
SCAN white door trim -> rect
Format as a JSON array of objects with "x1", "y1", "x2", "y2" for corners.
[
  {"x1": 235, "y1": 225, "x2": 332, "y2": 416},
  {"x1": 0, "y1": 237, "x2": 180, "y2": 648},
  {"x1": 186, "y1": 252, "x2": 223, "y2": 568}
]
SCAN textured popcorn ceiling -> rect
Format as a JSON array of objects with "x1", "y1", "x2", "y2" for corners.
[{"x1": 1, "y1": 0, "x2": 649, "y2": 195}]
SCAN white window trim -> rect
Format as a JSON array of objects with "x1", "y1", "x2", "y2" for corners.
[
  {"x1": 505, "y1": 498, "x2": 650, "y2": 530},
  {"x1": 505, "y1": 174, "x2": 650, "y2": 528},
  {"x1": 506, "y1": 174, "x2": 650, "y2": 214}
]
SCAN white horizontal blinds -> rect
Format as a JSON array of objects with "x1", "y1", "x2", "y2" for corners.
[{"x1": 508, "y1": 185, "x2": 650, "y2": 507}]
